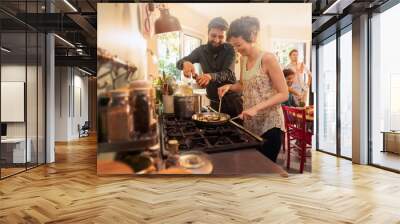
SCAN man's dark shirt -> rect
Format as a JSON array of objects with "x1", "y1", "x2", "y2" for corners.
[{"x1": 176, "y1": 43, "x2": 240, "y2": 102}]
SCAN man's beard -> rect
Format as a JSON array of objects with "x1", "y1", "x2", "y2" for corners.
[{"x1": 207, "y1": 41, "x2": 223, "y2": 53}]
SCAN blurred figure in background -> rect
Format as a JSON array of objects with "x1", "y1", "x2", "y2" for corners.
[
  {"x1": 282, "y1": 68, "x2": 300, "y2": 107},
  {"x1": 285, "y1": 49, "x2": 312, "y2": 106}
]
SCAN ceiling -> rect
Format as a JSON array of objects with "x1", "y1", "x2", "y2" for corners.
[
  {"x1": 0, "y1": 0, "x2": 394, "y2": 74},
  {"x1": 180, "y1": 3, "x2": 311, "y2": 28}
]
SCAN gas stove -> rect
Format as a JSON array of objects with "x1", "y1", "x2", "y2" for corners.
[{"x1": 160, "y1": 114, "x2": 263, "y2": 155}]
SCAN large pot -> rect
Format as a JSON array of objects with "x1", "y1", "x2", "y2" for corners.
[{"x1": 173, "y1": 94, "x2": 202, "y2": 119}]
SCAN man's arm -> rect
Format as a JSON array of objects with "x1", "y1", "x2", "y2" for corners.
[
  {"x1": 208, "y1": 45, "x2": 236, "y2": 84},
  {"x1": 176, "y1": 47, "x2": 201, "y2": 70}
]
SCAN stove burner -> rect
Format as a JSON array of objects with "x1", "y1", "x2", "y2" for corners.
[
  {"x1": 188, "y1": 138, "x2": 207, "y2": 149},
  {"x1": 182, "y1": 126, "x2": 197, "y2": 133},
  {"x1": 166, "y1": 128, "x2": 181, "y2": 137},
  {"x1": 207, "y1": 136, "x2": 231, "y2": 146},
  {"x1": 179, "y1": 144, "x2": 189, "y2": 150},
  {"x1": 162, "y1": 114, "x2": 261, "y2": 154},
  {"x1": 228, "y1": 134, "x2": 248, "y2": 143}
]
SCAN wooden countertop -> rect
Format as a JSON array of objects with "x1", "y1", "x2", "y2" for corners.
[
  {"x1": 98, "y1": 148, "x2": 288, "y2": 177},
  {"x1": 208, "y1": 148, "x2": 288, "y2": 177}
]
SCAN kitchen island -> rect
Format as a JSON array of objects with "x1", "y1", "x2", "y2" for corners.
[
  {"x1": 208, "y1": 148, "x2": 288, "y2": 176},
  {"x1": 159, "y1": 113, "x2": 288, "y2": 177}
]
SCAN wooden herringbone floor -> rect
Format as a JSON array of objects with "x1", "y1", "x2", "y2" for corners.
[{"x1": 1, "y1": 135, "x2": 400, "y2": 224}]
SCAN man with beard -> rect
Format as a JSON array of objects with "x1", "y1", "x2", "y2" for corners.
[{"x1": 176, "y1": 17, "x2": 243, "y2": 118}]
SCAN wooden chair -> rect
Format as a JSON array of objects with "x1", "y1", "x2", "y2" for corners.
[{"x1": 282, "y1": 106, "x2": 312, "y2": 173}]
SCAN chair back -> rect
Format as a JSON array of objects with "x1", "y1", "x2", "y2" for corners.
[{"x1": 282, "y1": 106, "x2": 311, "y2": 145}]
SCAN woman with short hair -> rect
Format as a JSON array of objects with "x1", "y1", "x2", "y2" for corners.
[{"x1": 218, "y1": 16, "x2": 288, "y2": 163}]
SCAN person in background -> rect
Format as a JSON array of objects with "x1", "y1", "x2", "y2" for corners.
[
  {"x1": 285, "y1": 49, "x2": 312, "y2": 106},
  {"x1": 218, "y1": 16, "x2": 288, "y2": 163},
  {"x1": 282, "y1": 68, "x2": 300, "y2": 107},
  {"x1": 176, "y1": 17, "x2": 243, "y2": 118}
]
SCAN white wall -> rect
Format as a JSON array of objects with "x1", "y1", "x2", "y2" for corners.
[
  {"x1": 168, "y1": 4, "x2": 208, "y2": 43},
  {"x1": 1, "y1": 65, "x2": 30, "y2": 138},
  {"x1": 1, "y1": 64, "x2": 45, "y2": 163},
  {"x1": 98, "y1": 3, "x2": 148, "y2": 80},
  {"x1": 55, "y1": 67, "x2": 68, "y2": 141},
  {"x1": 55, "y1": 67, "x2": 89, "y2": 141},
  {"x1": 262, "y1": 26, "x2": 312, "y2": 69}
]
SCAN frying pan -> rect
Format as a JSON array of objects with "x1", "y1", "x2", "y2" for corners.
[{"x1": 191, "y1": 112, "x2": 241, "y2": 127}]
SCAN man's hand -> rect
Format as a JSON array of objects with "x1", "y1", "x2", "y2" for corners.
[
  {"x1": 196, "y1": 74, "x2": 212, "y2": 87},
  {"x1": 182, "y1": 61, "x2": 195, "y2": 78}
]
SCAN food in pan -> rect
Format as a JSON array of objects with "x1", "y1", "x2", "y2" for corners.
[{"x1": 196, "y1": 113, "x2": 228, "y2": 122}]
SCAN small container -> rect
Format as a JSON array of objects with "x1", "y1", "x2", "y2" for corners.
[
  {"x1": 145, "y1": 144, "x2": 162, "y2": 171},
  {"x1": 165, "y1": 154, "x2": 180, "y2": 169},
  {"x1": 107, "y1": 89, "x2": 133, "y2": 143},
  {"x1": 130, "y1": 89, "x2": 151, "y2": 134},
  {"x1": 98, "y1": 94, "x2": 110, "y2": 143},
  {"x1": 129, "y1": 81, "x2": 154, "y2": 135},
  {"x1": 167, "y1": 140, "x2": 179, "y2": 155},
  {"x1": 162, "y1": 95, "x2": 174, "y2": 114},
  {"x1": 164, "y1": 139, "x2": 180, "y2": 168}
]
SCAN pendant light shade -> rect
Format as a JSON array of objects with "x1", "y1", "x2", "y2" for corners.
[{"x1": 154, "y1": 8, "x2": 182, "y2": 34}]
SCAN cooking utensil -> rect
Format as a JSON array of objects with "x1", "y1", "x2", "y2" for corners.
[
  {"x1": 218, "y1": 97, "x2": 222, "y2": 114},
  {"x1": 173, "y1": 94, "x2": 202, "y2": 119},
  {"x1": 189, "y1": 72, "x2": 200, "y2": 89},
  {"x1": 218, "y1": 94, "x2": 225, "y2": 119},
  {"x1": 191, "y1": 112, "x2": 241, "y2": 127},
  {"x1": 162, "y1": 95, "x2": 174, "y2": 114}
]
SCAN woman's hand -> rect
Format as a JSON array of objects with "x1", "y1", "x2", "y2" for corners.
[
  {"x1": 217, "y1": 84, "x2": 232, "y2": 99},
  {"x1": 239, "y1": 106, "x2": 259, "y2": 120}
]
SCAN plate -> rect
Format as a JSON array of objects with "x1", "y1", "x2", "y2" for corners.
[
  {"x1": 179, "y1": 154, "x2": 205, "y2": 169},
  {"x1": 178, "y1": 151, "x2": 213, "y2": 174}
]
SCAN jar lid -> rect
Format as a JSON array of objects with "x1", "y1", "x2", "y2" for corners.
[{"x1": 168, "y1": 140, "x2": 179, "y2": 145}]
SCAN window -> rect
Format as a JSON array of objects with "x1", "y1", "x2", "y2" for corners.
[
  {"x1": 156, "y1": 32, "x2": 202, "y2": 81},
  {"x1": 156, "y1": 31, "x2": 181, "y2": 80},
  {"x1": 317, "y1": 36, "x2": 337, "y2": 154},
  {"x1": 0, "y1": 1, "x2": 46, "y2": 179},
  {"x1": 272, "y1": 40, "x2": 306, "y2": 68},
  {"x1": 370, "y1": 3, "x2": 400, "y2": 171},
  {"x1": 182, "y1": 34, "x2": 202, "y2": 77},
  {"x1": 339, "y1": 28, "x2": 352, "y2": 158}
]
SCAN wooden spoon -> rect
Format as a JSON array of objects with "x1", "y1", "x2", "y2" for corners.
[{"x1": 217, "y1": 97, "x2": 223, "y2": 119}]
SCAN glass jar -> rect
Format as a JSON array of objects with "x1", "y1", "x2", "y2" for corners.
[
  {"x1": 130, "y1": 89, "x2": 151, "y2": 134},
  {"x1": 107, "y1": 89, "x2": 133, "y2": 143},
  {"x1": 98, "y1": 94, "x2": 110, "y2": 143},
  {"x1": 167, "y1": 140, "x2": 179, "y2": 155},
  {"x1": 164, "y1": 140, "x2": 180, "y2": 168}
]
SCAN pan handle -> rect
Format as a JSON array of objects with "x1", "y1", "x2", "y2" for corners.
[{"x1": 230, "y1": 115, "x2": 241, "y2": 121}]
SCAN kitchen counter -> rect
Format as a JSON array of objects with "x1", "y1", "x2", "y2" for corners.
[
  {"x1": 208, "y1": 148, "x2": 288, "y2": 176},
  {"x1": 97, "y1": 112, "x2": 289, "y2": 177},
  {"x1": 159, "y1": 113, "x2": 288, "y2": 176},
  {"x1": 98, "y1": 147, "x2": 288, "y2": 177}
]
